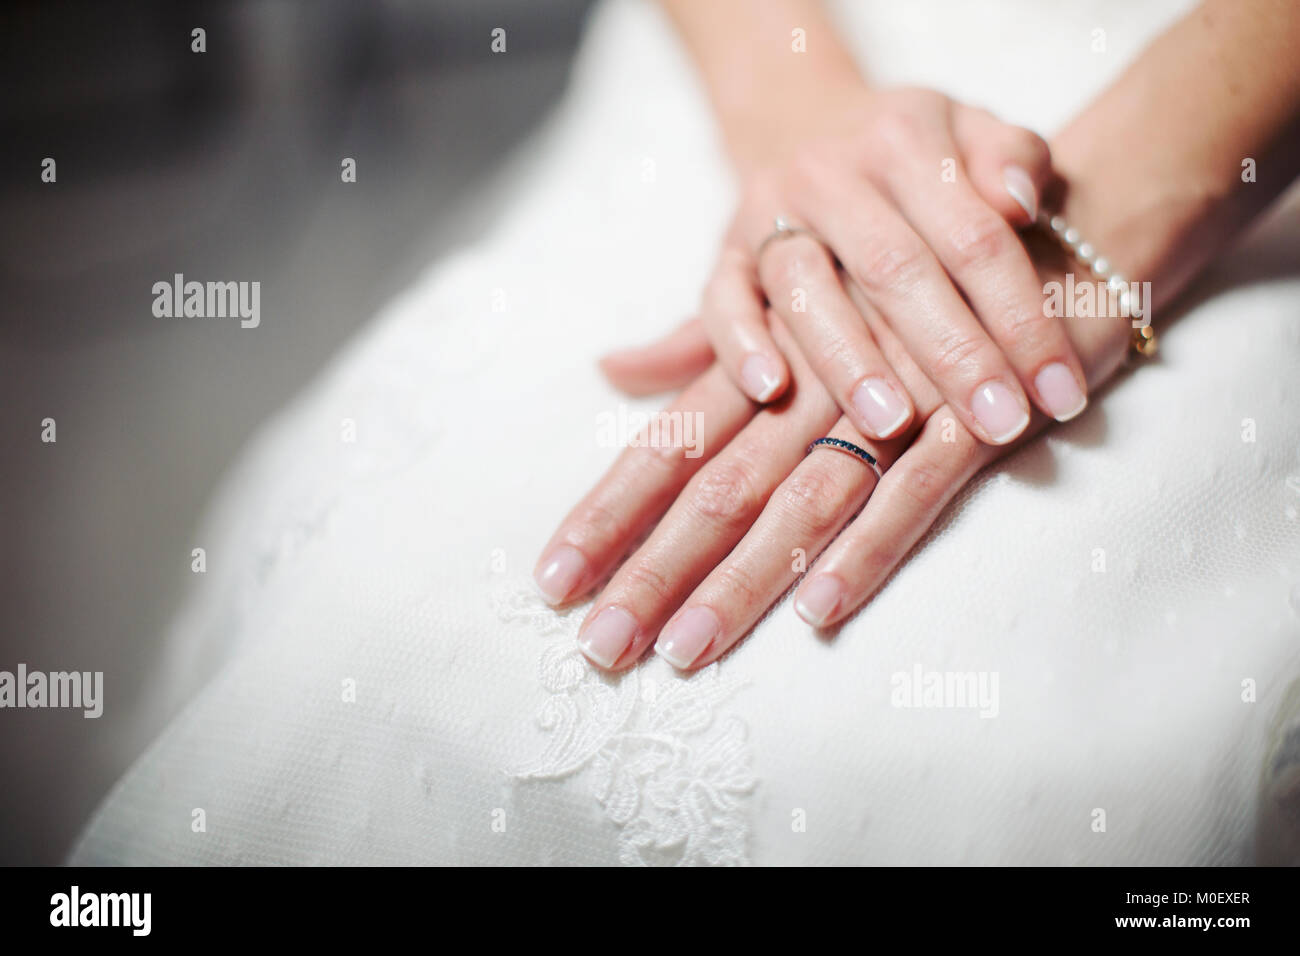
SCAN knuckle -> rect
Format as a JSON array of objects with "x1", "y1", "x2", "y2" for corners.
[
  {"x1": 996, "y1": 301, "x2": 1055, "y2": 355},
  {"x1": 851, "y1": 235, "x2": 928, "y2": 293},
  {"x1": 718, "y1": 243, "x2": 749, "y2": 269},
  {"x1": 776, "y1": 467, "x2": 849, "y2": 536},
  {"x1": 620, "y1": 561, "x2": 675, "y2": 605},
  {"x1": 572, "y1": 496, "x2": 633, "y2": 547},
  {"x1": 715, "y1": 245, "x2": 753, "y2": 281},
  {"x1": 847, "y1": 539, "x2": 899, "y2": 588},
  {"x1": 743, "y1": 169, "x2": 783, "y2": 207},
  {"x1": 946, "y1": 213, "x2": 1012, "y2": 271},
  {"x1": 764, "y1": 241, "x2": 830, "y2": 292},
  {"x1": 895, "y1": 86, "x2": 948, "y2": 112},
  {"x1": 688, "y1": 459, "x2": 763, "y2": 526},
  {"x1": 636, "y1": 430, "x2": 695, "y2": 471},
  {"x1": 928, "y1": 331, "x2": 988, "y2": 379},
  {"x1": 874, "y1": 109, "x2": 926, "y2": 153},
  {"x1": 917, "y1": 415, "x2": 984, "y2": 475},
  {"x1": 701, "y1": 268, "x2": 739, "y2": 314},
  {"x1": 936, "y1": 420, "x2": 983, "y2": 472},
  {"x1": 789, "y1": 145, "x2": 834, "y2": 190},
  {"x1": 714, "y1": 562, "x2": 763, "y2": 610},
  {"x1": 896, "y1": 458, "x2": 952, "y2": 512},
  {"x1": 811, "y1": 336, "x2": 855, "y2": 378}
]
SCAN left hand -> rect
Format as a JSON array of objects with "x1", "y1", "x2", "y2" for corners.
[{"x1": 536, "y1": 248, "x2": 1130, "y2": 670}]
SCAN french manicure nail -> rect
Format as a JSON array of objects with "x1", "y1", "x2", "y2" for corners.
[
  {"x1": 740, "y1": 353, "x2": 782, "y2": 402},
  {"x1": 534, "y1": 544, "x2": 587, "y2": 605},
  {"x1": 578, "y1": 606, "x2": 639, "y2": 669},
  {"x1": 655, "y1": 605, "x2": 721, "y2": 669},
  {"x1": 971, "y1": 380, "x2": 1030, "y2": 443},
  {"x1": 795, "y1": 573, "x2": 845, "y2": 627},
  {"x1": 1034, "y1": 362, "x2": 1088, "y2": 422},
  {"x1": 852, "y1": 377, "x2": 910, "y2": 438},
  {"x1": 1002, "y1": 164, "x2": 1037, "y2": 222}
]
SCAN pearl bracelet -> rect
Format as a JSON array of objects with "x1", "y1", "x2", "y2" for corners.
[{"x1": 1035, "y1": 210, "x2": 1157, "y2": 359}]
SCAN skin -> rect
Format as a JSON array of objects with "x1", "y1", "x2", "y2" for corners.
[
  {"x1": 643, "y1": 2, "x2": 1090, "y2": 445},
  {"x1": 541, "y1": 0, "x2": 1300, "y2": 671}
]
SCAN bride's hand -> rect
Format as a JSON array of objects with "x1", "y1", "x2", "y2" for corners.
[
  {"x1": 602, "y1": 87, "x2": 1092, "y2": 447},
  {"x1": 544, "y1": 0, "x2": 1300, "y2": 671},
  {"x1": 538, "y1": 246, "x2": 1130, "y2": 671}
]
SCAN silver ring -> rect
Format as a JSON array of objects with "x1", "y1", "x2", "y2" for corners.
[
  {"x1": 756, "y1": 216, "x2": 826, "y2": 261},
  {"x1": 806, "y1": 437, "x2": 883, "y2": 481}
]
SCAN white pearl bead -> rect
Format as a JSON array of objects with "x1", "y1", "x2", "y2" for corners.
[{"x1": 1041, "y1": 215, "x2": 1125, "y2": 291}]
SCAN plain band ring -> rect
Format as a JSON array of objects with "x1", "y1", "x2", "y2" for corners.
[
  {"x1": 756, "y1": 216, "x2": 826, "y2": 262},
  {"x1": 806, "y1": 437, "x2": 884, "y2": 481}
]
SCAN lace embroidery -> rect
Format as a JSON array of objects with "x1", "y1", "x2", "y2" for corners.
[{"x1": 496, "y1": 585, "x2": 756, "y2": 866}]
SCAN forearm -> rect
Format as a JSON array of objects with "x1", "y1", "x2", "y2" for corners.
[
  {"x1": 658, "y1": 0, "x2": 866, "y2": 173},
  {"x1": 1051, "y1": 0, "x2": 1300, "y2": 318}
]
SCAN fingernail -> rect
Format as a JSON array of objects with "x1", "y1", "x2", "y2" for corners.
[
  {"x1": 534, "y1": 544, "x2": 587, "y2": 605},
  {"x1": 1034, "y1": 362, "x2": 1088, "y2": 422},
  {"x1": 654, "y1": 605, "x2": 721, "y2": 669},
  {"x1": 1002, "y1": 165, "x2": 1037, "y2": 222},
  {"x1": 795, "y1": 573, "x2": 845, "y2": 627},
  {"x1": 970, "y1": 380, "x2": 1030, "y2": 443},
  {"x1": 578, "y1": 606, "x2": 639, "y2": 669},
  {"x1": 852, "y1": 377, "x2": 910, "y2": 438},
  {"x1": 740, "y1": 353, "x2": 782, "y2": 402}
]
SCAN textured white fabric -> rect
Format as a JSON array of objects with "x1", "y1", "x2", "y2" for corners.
[{"x1": 72, "y1": 0, "x2": 1300, "y2": 866}]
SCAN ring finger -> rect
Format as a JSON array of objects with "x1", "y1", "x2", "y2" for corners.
[
  {"x1": 654, "y1": 419, "x2": 896, "y2": 669},
  {"x1": 794, "y1": 409, "x2": 999, "y2": 626}
]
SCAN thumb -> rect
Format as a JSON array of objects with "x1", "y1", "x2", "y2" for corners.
[
  {"x1": 955, "y1": 108, "x2": 1055, "y2": 229},
  {"x1": 597, "y1": 317, "x2": 715, "y2": 396}
]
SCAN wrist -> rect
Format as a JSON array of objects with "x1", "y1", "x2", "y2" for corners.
[
  {"x1": 714, "y1": 68, "x2": 870, "y2": 177},
  {"x1": 1049, "y1": 126, "x2": 1224, "y2": 315},
  {"x1": 1045, "y1": 0, "x2": 1300, "y2": 319},
  {"x1": 659, "y1": 0, "x2": 868, "y2": 177}
]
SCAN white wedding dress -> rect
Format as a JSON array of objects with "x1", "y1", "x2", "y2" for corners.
[{"x1": 73, "y1": 0, "x2": 1300, "y2": 865}]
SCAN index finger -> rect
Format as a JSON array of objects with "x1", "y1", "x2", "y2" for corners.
[{"x1": 533, "y1": 364, "x2": 753, "y2": 605}]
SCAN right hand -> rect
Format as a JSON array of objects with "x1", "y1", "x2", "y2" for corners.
[{"x1": 605, "y1": 87, "x2": 1090, "y2": 447}]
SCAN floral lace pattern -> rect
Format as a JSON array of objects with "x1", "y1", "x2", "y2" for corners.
[{"x1": 495, "y1": 585, "x2": 756, "y2": 866}]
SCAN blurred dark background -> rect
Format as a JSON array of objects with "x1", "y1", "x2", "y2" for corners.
[{"x1": 0, "y1": 0, "x2": 594, "y2": 865}]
